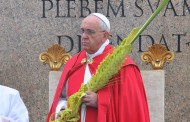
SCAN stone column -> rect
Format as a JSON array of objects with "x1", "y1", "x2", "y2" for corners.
[
  {"x1": 141, "y1": 70, "x2": 165, "y2": 122},
  {"x1": 49, "y1": 71, "x2": 62, "y2": 109}
]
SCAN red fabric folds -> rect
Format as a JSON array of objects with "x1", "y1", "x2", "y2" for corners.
[{"x1": 47, "y1": 44, "x2": 150, "y2": 122}]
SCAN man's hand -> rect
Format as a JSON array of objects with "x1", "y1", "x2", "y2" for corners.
[{"x1": 82, "y1": 91, "x2": 97, "y2": 108}]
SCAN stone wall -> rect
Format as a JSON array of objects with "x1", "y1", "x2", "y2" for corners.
[{"x1": 0, "y1": 0, "x2": 189, "y2": 121}]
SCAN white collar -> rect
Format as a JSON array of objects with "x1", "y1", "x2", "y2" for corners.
[{"x1": 86, "y1": 39, "x2": 110, "y2": 59}]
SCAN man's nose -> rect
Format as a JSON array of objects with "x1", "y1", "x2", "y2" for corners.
[{"x1": 81, "y1": 32, "x2": 88, "y2": 38}]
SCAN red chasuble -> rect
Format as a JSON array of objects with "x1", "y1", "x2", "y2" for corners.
[{"x1": 47, "y1": 44, "x2": 150, "y2": 122}]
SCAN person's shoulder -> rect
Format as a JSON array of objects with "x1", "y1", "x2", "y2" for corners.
[
  {"x1": 122, "y1": 56, "x2": 136, "y2": 66},
  {"x1": 65, "y1": 50, "x2": 86, "y2": 64},
  {"x1": 0, "y1": 85, "x2": 19, "y2": 95},
  {"x1": 121, "y1": 56, "x2": 141, "y2": 72}
]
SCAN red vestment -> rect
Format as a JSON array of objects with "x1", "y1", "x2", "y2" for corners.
[{"x1": 47, "y1": 45, "x2": 150, "y2": 122}]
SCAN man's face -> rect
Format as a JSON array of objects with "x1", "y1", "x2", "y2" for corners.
[{"x1": 80, "y1": 16, "x2": 107, "y2": 54}]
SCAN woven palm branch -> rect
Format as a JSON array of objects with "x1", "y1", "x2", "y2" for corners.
[{"x1": 51, "y1": 0, "x2": 169, "y2": 121}]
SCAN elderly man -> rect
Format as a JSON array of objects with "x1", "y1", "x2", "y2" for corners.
[
  {"x1": 47, "y1": 13, "x2": 150, "y2": 122},
  {"x1": 0, "y1": 85, "x2": 29, "y2": 122}
]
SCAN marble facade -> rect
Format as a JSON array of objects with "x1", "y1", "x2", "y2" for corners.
[{"x1": 0, "y1": 0, "x2": 189, "y2": 121}]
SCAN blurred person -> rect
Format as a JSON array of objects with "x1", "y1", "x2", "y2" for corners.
[{"x1": 0, "y1": 85, "x2": 29, "y2": 122}]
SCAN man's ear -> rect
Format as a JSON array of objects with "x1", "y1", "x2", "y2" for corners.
[{"x1": 104, "y1": 32, "x2": 110, "y2": 39}]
